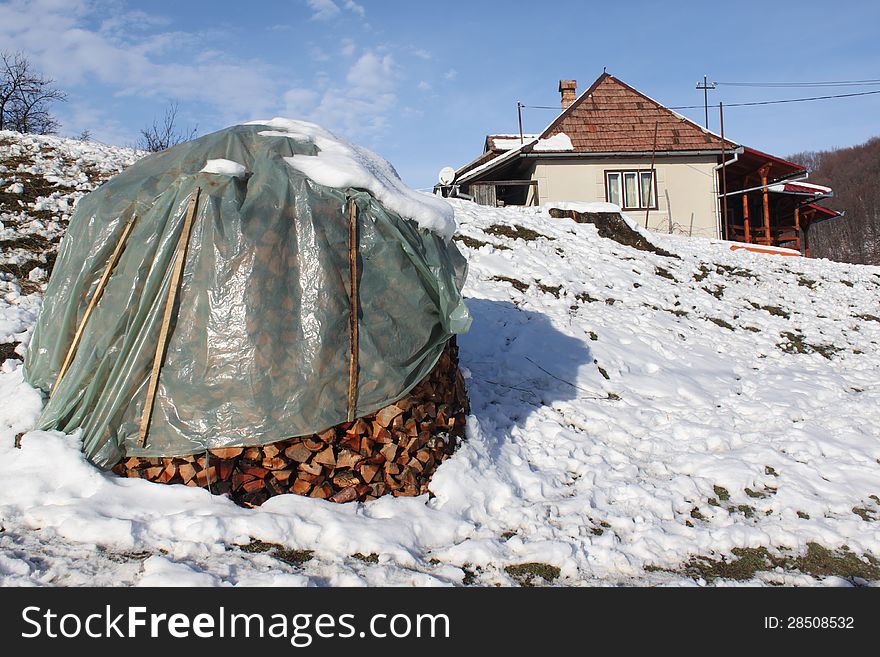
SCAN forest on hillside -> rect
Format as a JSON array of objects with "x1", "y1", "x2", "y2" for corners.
[{"x1": 788, "y1": 136, "x2": 880, "y2": 266}]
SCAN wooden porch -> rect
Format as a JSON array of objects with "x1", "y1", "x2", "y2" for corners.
[{"x1": 720, "y1": 147, "x2": 838, "y2": 257}]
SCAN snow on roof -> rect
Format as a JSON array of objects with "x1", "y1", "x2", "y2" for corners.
[
  {"x1": 200, "y1": 159, "x2": 248, "y2": 177},
  {"x1": 767, "y1": 180, "x2": 832, "y2": 196},
  {"x1": 459, "y1": 133, "x2": 575, "y2": 183},
  {"x1": 245, "y1": 118, "x2": 456, "y2": 241},
  {"x1": 487, "y1": 135, "x2": 540, "y2": 151},
  {"x1": 532, "y1": 133, "x2": 573, "y2": 151}
]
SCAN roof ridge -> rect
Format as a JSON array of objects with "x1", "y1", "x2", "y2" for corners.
[{"x1": 539, "y1": 73, "x2": 737, "y2": 152}]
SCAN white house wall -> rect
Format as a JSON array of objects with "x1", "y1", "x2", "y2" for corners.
[{"x1": 531, "y1": 155, "x2": 721, "y2": 239}]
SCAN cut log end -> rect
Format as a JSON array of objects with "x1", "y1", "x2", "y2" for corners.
[{"x1": 114, "y1": 338, "x2": 468, "y2": 506}]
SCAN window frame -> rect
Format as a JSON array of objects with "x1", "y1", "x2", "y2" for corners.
[{"x1": 604, "y1": 169, "x2": 658, "y2": 211}]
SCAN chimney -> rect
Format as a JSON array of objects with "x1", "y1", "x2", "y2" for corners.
[{"x1": 559, "y1": 79, "x2": 577, "y2": 109}]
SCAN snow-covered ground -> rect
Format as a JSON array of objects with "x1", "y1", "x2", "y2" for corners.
[{"x1": 1, "y1": 131, "x2": 879, "y2": 586}]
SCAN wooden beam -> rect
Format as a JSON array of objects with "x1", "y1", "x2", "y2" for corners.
[
  {"x1": 53, "y1": 214, "x2": 137, "y2": 394},
  {"x1": 760, "y1": 165, "x2": 771, "y2": 244},
  {"x1": 346, "y1": 198, "x2": 359, "y2": 422},
  {"x1": 742, "y1": 192, "x2": 751, "y2": 243},
  {"x1": 476, "y1": 180, "x2": 538, "y2": 187},
  {"x1": 138, "y1": 188, "x2": 201, "y2": 447}
]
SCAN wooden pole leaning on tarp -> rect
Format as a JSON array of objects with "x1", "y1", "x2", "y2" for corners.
[
  {"x1": 52, "y1": 214, "x2": 137, "y2": 395},
  {"x1": 138, "y1": 188, "x2": 201, "y2": 447},
  {"x1": 346, "y1": 198, "x2": 360, "y2": 422}
]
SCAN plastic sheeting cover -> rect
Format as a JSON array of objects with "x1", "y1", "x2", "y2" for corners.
[{"x1": 24, "y1": 123, "x2": 470, "y2": 469}]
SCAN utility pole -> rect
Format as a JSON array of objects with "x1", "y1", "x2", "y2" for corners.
[
  {"x1": 517, "y1": 101, "x2": 524, "y2": 144},
  {"x1": 696, "y1": 75, "x2": 716, "y2": 129}
]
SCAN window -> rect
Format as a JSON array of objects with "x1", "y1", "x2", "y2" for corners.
[{"x1": 605, "y1": 170, "x2": 657, "y2": 210}]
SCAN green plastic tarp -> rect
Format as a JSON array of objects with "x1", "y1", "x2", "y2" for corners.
[{"x1": 24, "y1": 123, "x2": 470, "y2": 469}]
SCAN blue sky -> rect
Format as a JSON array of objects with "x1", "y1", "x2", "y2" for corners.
[{"x1": 2, "y1": 0, "x2": 879, "y2": 188}]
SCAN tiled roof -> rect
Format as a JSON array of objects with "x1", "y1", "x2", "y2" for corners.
[{"x1": 540, "y1": 74, "x2": 738, "y2": 153}]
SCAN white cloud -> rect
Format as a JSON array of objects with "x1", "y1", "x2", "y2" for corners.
[
  {"x1": 417, "y1": 80, "x2": 432, "y2": 92},
  {"x1": 346, "y1": 51, "x2": 396, "y2": 95},
  {"x1": 413, "y1": 48, "x2": 431, "y2": 60},
  {"x1": 305, "y1": 0, "x2": 341, "y2": 21},
  {"x1": 0, "y1": 0, "x2": 280, "y2": 124},
  {"x1": 309, "y1": 45, "x2": 331, "y2": 62},
  {"x1": 343, "y1": 0, "x2": 366, "y2": 17},
  {"x1": 282, "y1": 88, "x2": 320, "y2": 116},
  {"x1": 280, "y1": 50, "x2": 399, "y2": 139},
  {"x1": 340, "y1": 38, "x2": 357, "y2": 57},
  {"x1": 444, "y1": 68, "x2": 458, "y2": 81}
]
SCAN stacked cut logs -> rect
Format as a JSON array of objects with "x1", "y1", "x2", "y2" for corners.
[{"x1": 113, "y1": 338, "x2": 468, "y2": 506}]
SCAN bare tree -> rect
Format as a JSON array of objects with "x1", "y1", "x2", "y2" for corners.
[
  {"x1": 138, "y1": 101, "x2": 198, "y2": 152},
  {"x1": 0, "y1": 51, "x2": 67, "y2": 134}
]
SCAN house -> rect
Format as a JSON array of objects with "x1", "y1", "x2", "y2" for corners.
[{"x1": 444, "y1": 73, "x2": 840, "y2": 256}]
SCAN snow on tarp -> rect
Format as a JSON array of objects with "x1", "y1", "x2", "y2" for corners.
[
  {"x1": 200, "y1": 158, "x2": 248, "y2": 177},
  {"x1": 23, "y1": 122, "x2": 471, "y2": 467},
  {"x1": 246, "y1": 118, "x2": 456, "y2": 242}
]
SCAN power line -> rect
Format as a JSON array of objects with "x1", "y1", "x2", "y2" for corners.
[
  {"x1": 521, "y1": 88, "x2": 880, "y2": 111},
  {"x1": 716, "y1": 78, "x2": 880, "y2": 88},
  {"x1": 668, "y1": 88, "x2": 880, "y2": 109}
]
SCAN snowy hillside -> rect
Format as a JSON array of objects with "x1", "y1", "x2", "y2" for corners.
[{"x1": 1, "y1": 131, "x2": 879, "y2": 586}]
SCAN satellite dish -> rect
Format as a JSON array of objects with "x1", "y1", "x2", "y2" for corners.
[{"x1": 438, "y1": 166, "x2": 455, "y2": 185}]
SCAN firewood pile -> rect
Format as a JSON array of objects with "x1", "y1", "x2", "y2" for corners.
[{"x1": 113, "y1": 338, "x2": 468, "y2": 506}]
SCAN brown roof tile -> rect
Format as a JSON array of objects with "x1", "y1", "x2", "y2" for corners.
[{"x1": 540, "y1": 74, "x2": 737, "y2": 153}]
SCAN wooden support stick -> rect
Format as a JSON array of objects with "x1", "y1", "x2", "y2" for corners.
[
  {"x1": 138, "y1": 188, "x2": 201, "y2": 447},
  {"x1": 346, "y1": 198, "x2": 359, "y2": 422},
  {"x1": 53, "y1": 214, "x2": 137, "y2": 394}
]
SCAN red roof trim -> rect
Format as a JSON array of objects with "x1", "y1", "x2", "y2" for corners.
[{"x1": 742, "y1": 146, "x2": 806, "y2": 175}]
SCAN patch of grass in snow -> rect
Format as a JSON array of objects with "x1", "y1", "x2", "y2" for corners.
[
  {"x1": 707, "y1": 317, "x2": 735, "y2": 331},
  {"x1": 749, "y1": 302, "x2": 790, "y2": 319},
  {"x1": 453, "y1": 234, "x2": 510, "y2": 251},
  {"x1": 797, "y1": 276, "x2": 817, "y2": 289},
  {"x1": 484, "y1": 223, "x2": 553, "y2": 242},
  {"x1": 797, "y1": 511, "x2": 810, "y2": 519},
  {"x1": 594, "y1": 360, "x2": 610, "y2": 380},
  {"x1": 693, "y1": 264, "x2": 712, "y2": 282},
  {"x1": 652, "y1": 544, "x2": 880, "y2": 583},
  {"x1": 536, "y1": 281, "x2": 563, "y2": 298},
  {"x1": 239, "y1": 539, "x2": 313, "y2": 566},
  {"x1": 852, "y1": 507, "x2": 877, "y2": 522},
  {"x1": 716, "y1": 264, "x2": 757, "y2": 280},
  {"x1": 702, "y1": 284, "x2": 725, "y2": 299},
  {"x1": 778, "y1": 332, "x2": 842, "y2": 359},
  {"x1": 840, "y1": 279, "x2": 854, "y2": 287},
  {"x1": 352, "y1": 552, "x2": 379, "y2": 563},
  {"x1": 504, "y1": 562, "x2": 561, "y2": 586},
  {"x1": 732, "y1": 504, "x2": 756, "y2": 518},
  {"x1": 713, "y1": 486, "x2": 731, "y2": 501},
  {"x1": 461, "y1": 564, "x2": 480, "y2": 586},
  {"x1": 655, "y1": 266, "x2": 677, "y2": 281},
  {"x1": 575, "y1": 291, "x2": 600, "y2": 303},
  {"x1": 742, "y1": 325, "x2": 761, "y2": 332},
  {"x1": 491, "y1": 275, "x2": 530, "y2": 293},
  {"x1": 764, "y1": 466, "x2": 779, "y2": 477},
  {"x1": 855, "y1": 313, "x2": 880, "y2": 323}
]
